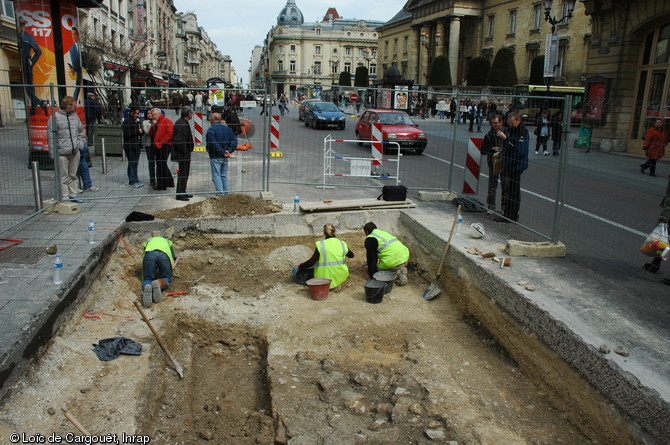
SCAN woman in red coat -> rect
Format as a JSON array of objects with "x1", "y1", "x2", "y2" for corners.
[{"x1": 641, "y1": 119, "x2": 668, "y2": 177}]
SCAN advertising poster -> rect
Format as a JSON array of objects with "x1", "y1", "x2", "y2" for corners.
[
  {"x1": 16, "y1": 0, "x2": 83, "y2": 153},
  {"x1": 394, "y1": 85, "x2": 408, "y2": 110}
]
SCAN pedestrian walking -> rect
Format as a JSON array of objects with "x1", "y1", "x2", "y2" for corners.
[
  {"x1": 172, "y1": 106, "x2": 195, "y2": 201},
  {"x1": 534, "y1": 111, "x2": 550, "y2": 155},
  {"x1": 142, "y1": 108, "x2": 156, "y2": 187},
  {"x1": 148, "y1": 108, "x2": 174, "y2": 190},
  {"x1": 480, "y1": 115, "x2": 505, "y2": 212},
  {"x1": 47, "y1": 96, "x2": 86, "y2": 203},
  {"x1": 550, "y1": 112, "x2": 563, "y2": 156},
  {"x1": 497, "y1": 111, "x2": 530, "y2": 223},
  {"x1": 121, "y1": 106, "x2": 144, "y2": 188},
  {"x1": 642, "y1": 175, "x2": 670, "y2": 284},
  {"x1": 206, "y1": 112, "x2": 237, "y2": 196},
  {"x1": 641, "y1": 119, "x2": 668, "y2": 177}
]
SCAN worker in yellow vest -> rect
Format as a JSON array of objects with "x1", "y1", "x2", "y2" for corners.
[
  {"x1": 363, "y1": 222, "x2": 410, "y2": 285},
  {"x1": 294, "y1": 224, "x2": 354, "y2": 291},
  {"x1": 142, "y1": 236, "x2": 176, "y2": 307}
]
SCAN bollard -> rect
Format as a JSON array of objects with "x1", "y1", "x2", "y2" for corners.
[
  {"x1": 101, "y1": 137, "x2": 108, "y2": 174},
  {"x1": 31, "y1": 161, "x2": 43, "y2": 211}
]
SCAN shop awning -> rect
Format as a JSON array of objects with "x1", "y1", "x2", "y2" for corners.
[{"x1": 130, "y1": 67, "x2": 168, "y2": 87}]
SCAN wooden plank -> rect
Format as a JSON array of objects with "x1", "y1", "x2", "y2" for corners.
[{"x1": 300, "y1": 199, "x2": 415, "y2": 212}]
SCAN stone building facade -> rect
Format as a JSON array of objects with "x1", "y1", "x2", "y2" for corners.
[
  {"x1": 377, "y1": 0, "x2": 670, "y2": 153},
  {"x1": 261, "y1": 0, "x2": 384, "y2": 99},
  {"x1": 582, "y1": 0, "x2": 670, "y2": 152},
  {"x1": 377, "y1": 0, "x2": 590, "y2": 88}
]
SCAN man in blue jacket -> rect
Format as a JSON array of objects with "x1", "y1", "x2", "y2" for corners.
[
  {"x1": 497, "y1": 111, "x2": 529, "y2": 223},
  {"x1": 206, "y1": 112, "x2": 237, "y2": 195}
]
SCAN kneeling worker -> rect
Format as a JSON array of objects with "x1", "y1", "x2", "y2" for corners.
[
  {"x1": 363, "y1": 222, "x2": 410, "y2": 285},
  {"x1": 295, "y1": 224, "x2": 354, "y2": 291},
  {"x1": 142, "y1": 236, "x2": 176, "y2": 307}
]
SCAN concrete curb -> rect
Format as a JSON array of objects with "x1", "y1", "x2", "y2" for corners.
[{"x1": 399, "y1": 211, "x2": 669, "y2": 443}]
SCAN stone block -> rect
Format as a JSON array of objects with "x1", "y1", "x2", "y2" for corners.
[
  {"x1": 54, "y1": 202, "x2": 80, "y2": 214},
  {"x1": 260, "y1": 191, "x2": 274, "y2": 200},
  {"x1": 418, "y1": 190, "x2": 457, "y2": 202},
  {"x1": 505, "y1": 240, "x2": 566, "y2": 257}
]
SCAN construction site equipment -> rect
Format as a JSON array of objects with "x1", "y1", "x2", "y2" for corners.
[{"x1": 423, "y1": 205, "x2": 461, "y2": 301}]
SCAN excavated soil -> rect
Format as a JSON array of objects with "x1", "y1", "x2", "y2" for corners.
[
  {"x1": 0, "y1": 224, "x2": 608, "y2": 444},
  {"x1": 152, "y1": 194, "x2": 282, "y2": 220}
]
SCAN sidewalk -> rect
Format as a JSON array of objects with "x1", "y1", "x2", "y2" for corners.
[{"x1": 0, "y1": 176, "x2": 668, "y2": 442}]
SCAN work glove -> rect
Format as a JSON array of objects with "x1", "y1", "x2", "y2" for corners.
[{"x1": 291, "y1": 265, "x2": 299, "y2": 276}]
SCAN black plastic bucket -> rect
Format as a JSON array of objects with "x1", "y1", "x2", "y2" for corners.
[
  {"x1": 373, "y1": 271, "x2": 397, "y2": 294},
  {"x1": 364, "y1": 280, "x2": 386, "y2": 304}
]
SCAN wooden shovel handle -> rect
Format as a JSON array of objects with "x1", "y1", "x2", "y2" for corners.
[
  {"x1": 435, "y1": 205, "x2": 461, "y2": 278},
  {"x1": 133, "y1": 300, "x2": 183, "y2": 378}
]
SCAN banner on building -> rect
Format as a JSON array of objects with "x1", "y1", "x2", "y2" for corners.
[
  {"x1": 16, "y1": 0, "x2": 84, "y2": 152},
  {"x1": 544, "y1": 33, "x2": 559, "y2": 78}
]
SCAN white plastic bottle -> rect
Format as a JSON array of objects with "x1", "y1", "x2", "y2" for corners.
[
  {"x1": 53, "y1": 254, "x2": 63, "y2": 285},
  {"x1": 294, "y1": 194, "x2": 300, "y2": 213},
  {"x1": 456, "y1": 212, "x2": 463, "y2": 235},
  {"x1": 87, "y1": 219, "x2": 96, "y2": 244}
]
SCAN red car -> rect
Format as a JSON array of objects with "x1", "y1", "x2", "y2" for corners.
[{"x1": 355, "y1": 109, "x2": 427, "y2": 155}]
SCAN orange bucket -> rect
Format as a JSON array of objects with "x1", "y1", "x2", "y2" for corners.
[{"x1": 306, "y1": 278, "x2": 331, "y2": 300}]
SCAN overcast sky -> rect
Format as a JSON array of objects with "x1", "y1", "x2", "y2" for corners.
[{"x1": 172, "y1": 0, "x2": 407, "y2": 86}]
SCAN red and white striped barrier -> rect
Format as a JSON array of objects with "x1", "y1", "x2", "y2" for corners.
[
  {"x1": 371, "y1": 123, "x2": 383, "y2": 166},
  {"x1": 193, "y1": 112, "x2": 203, "y2": 144},
  {"x1": 270, "y1": 115, "x2": 282, "y2": 157},
  {"x1": 463, "y1": 138, "x2": 483, "y2": 194}
]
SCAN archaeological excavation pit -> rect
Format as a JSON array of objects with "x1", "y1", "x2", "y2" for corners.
[{"x1": 0, "y1": 212, "x2": 646, "y2": 444}]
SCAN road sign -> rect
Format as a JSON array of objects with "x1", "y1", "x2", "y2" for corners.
[{"x1": 350, "y1": 93, "x2": 359, "y2": 102}]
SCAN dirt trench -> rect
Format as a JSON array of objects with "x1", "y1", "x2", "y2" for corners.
[{"x1": 0, "y1": 222, "x2": 621, "y2": 444}]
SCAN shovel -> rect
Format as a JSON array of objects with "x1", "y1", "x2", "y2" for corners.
[{"x1": 423, "y1": 205, "x2": 461, "y2": 300}]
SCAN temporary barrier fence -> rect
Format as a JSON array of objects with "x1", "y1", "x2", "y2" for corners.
[
  {"x1": 0, "y1": 80, "x2": 664, "y2": 286},
  {"x1": 321, "y1": 135, "x2": 401, "y2": 189}
]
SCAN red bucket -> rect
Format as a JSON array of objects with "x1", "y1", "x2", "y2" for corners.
[{"x1": 306, "y1": 278, "x2": 331, "y2": 300}]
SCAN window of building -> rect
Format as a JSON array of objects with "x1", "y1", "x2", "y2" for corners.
[
  {"x1": 289, "y1": 60, "x2": 296, "y2": 72},
  {"x1": 344, "y1": 62, "x2": 351, "y2": 73},
  {"x1": 314, "y1": 61, "x2": 321, "y2": 74},
  {"x1": 401, "y1": 61, "x2": 408, "y2": 77},
  {"x1": 487, "y1": 15, "x2": 495, "y2": 39},
  {"x1": 315, "y1": 45, "x2": 321, "y2": 55},
  {"x1": 333, "y1": 48, "x2": 338, "y2": 54},
  {"x1": 561, "y1": 0, "x2": 572, "y2": 24},
  {"x1": 290, "y1": 44, "x2": 296, "y2": 54},
  {"x1": 532, "y1": 3, "x2": 542, "y2": 30},
  {"x1": 345, "y1": 47, "x2": 352, "y2": 56},
  {"x1": 556, "y1": 40, "x2": 567, "y2": 77},
  {"x1": 404, "y1": 36, "x2": 408, "y2": 55},
  {"x1": 278, "y1": 59, "x2": 283, "y2": 71},
  {"x1": 526, "y1": 48, "x2": 539, "y2": 79},
  {"x1": 1, "y1": 0, "x2": 14, "y2": 18},
  {"x1": 508, "y1": 10, "x2": 517, "y2": 35},
  {"x1": 384, "y1": 41, "x2": 389, "y2": 58},
  {"x1": 279, "y1": 45, "x2": 284, "y2": 54},
  {"x1": 632, "y1": 23, "x2": 670, "y2": 138},
  {"x1": 394, "y1": 38, "x2": 398, "y2": 56},
  {"x1": 370, "y1": 63, "x2": 376, "y2": 75},
  {"x1": 316, "y1": 28, "x2": 321, "y2": 35},
  {"x1": 358, "y1": 48, "x2": 366, "y2": 57}
]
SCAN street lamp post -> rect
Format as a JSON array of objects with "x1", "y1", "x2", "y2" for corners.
[
  {"x1": 420, "y1": 31, "x2": 441, "y2": 83},
  {"x1": 543, "y1": 0, "x2": 575, "y2": 91}
]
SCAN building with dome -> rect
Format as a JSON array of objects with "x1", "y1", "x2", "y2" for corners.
[{"x1": 259, "y1": 0, "x2": 384, "y2": 100}]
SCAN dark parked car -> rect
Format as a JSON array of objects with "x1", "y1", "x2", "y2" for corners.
[
  {"x1": 304, "y1": 101, "x2": 346, "y2": 130},
  {"x1": 298, "y1": 99, "x2": 321, "y2": 121},
  {"x1": 354, "y1": 109, "x2": 427, "y2": 154}
]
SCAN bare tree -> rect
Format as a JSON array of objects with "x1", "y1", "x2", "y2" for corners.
[{"x1": 79, "y1": 25, "x2": 148, "y2": 122}]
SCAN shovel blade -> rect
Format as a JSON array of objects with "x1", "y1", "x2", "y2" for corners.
[{"x1": 422, "y1": 282, "x2": 441, "y2": 300}]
